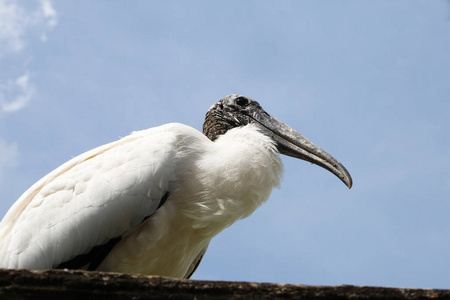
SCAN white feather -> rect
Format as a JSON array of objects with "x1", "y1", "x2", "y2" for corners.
[{"x1": 0, "y1": 123, "x2": 284, "y2": 278}]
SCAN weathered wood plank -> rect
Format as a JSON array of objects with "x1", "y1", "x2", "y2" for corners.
[{"x1": 0, "y1": 268, "x2": 448, "y2": 300}]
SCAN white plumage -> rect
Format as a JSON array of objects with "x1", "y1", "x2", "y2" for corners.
[
  {"x1": 0, "y1": 123, "x2": 282, "y2": 277},
  {"x1": 0, "y1": 94, "x2": 351, "y2": 278}
]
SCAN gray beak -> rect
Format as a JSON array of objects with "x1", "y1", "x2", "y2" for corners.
[{"x1": 249, "y1": 108, "x2": 353, "y2": 189}]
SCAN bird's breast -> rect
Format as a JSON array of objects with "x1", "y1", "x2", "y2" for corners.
[{"x1": 176, "y1": 125, "x2": 284, "y2": 236}]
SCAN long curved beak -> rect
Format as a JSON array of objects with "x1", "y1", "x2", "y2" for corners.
[{"x1": 249, "y1": 109, "x2": 353, "y2": 189}]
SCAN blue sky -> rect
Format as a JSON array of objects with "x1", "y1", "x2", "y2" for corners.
[{"x1": 1, "y1": 0, "x2": 450, "y2": 289}]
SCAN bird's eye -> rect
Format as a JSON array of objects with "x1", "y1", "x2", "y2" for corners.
[{"x1": 235, "y1": 97, "x2": 249, "y2": 107}]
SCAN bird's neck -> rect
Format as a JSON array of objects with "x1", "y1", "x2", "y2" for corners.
[{"x1": 177, "y1": 125, "x2": 284, "y2": 238}]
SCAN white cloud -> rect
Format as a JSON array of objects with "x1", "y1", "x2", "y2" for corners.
[
  {"x1": 0, "y1": 0, "x2": 58, "y2": 55},
  {"x1": 0, "y1": 139, "x2": 19, "y2": 180},
  {"x1": 0, "y1": 71, "x2": 35, "y2": 112},
  {"x1": 0, "y1": 0, "x2": 57, "y2": 112},
  {"x1": 41, "y1": 0, "x2": 57, "y2": 25},
  {"x1": 0, "y1": 0, "x2": 27, "y2": 55},
  {"x1": 39, "y1": 0, "x2": 58, "y2": 42}
]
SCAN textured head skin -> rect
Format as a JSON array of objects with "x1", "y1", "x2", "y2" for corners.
[{"x1": 203, "y1": 94, "x2": 261, "y2": 141}]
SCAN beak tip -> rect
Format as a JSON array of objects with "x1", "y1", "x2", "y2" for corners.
[
  {"x1": 338, "y1": 166, "x2": 353, "y2": 189},
  {"x1": 343, "y1": 174, "x2": 353, "y2": 189}
]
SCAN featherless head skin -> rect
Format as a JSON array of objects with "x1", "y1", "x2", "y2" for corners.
[{"x1": 203, "y1": 94, "x2": 352, "y2": 188}]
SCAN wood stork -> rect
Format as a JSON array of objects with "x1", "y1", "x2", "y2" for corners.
[{"x1": 0, "y1": 94, "x2": 352, "y2": 278}]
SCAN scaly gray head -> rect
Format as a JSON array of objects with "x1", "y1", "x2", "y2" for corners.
[{"x1": 203, "y1": 94, "x2": 353, "y2": 188}]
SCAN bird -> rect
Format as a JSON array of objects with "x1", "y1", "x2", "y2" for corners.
[{"x1": 0, "y1": 94, "x2": 352, "y2": 279}]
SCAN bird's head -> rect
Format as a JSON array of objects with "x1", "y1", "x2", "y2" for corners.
[{"x1": 203, "y1": 94, "x2": 353, "y2": 188}]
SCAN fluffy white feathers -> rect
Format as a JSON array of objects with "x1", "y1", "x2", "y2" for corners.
[{"x1": 0, "y1": 123, "x2": 284, "y2": 277}]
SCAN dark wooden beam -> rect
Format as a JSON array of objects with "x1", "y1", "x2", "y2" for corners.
[{"x1": 0, "y1": 268, "x2": 448, "y2": 300}]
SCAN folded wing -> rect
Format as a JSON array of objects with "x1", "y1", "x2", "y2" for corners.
[{"x1": 0, "y1": 124, "x2": 193, "y2": 270}]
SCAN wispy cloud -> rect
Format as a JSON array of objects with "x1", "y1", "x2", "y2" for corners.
[
  {"x1": 0, "y1": 0, "x2": 56, "y2": 177},
  {"x1": 0, "y1": 0, "x2": 58, "y2": 56},
  {"x1": 0, "y1": 0, "x2": 57, "y2": 113},
  {"x1": 0, "y1": 139, "x2": 19, "y2": 181},
  {"x1": 0, "y1": 72, "x2": 35, "y2": 112},
  {"x1": 40, "y1": 0, "x2": 57, "y2": 40},
  {"x1": 0, "y1": 0, "x2": 26, "y2": 54}
]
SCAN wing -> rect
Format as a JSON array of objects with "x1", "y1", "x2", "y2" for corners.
[
  {"x1": 185, "y1": 243, "x2": 209, "y2": 279},
  {"x1": 0, "y1": 123, "x2": 196, "y2": 270}
]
